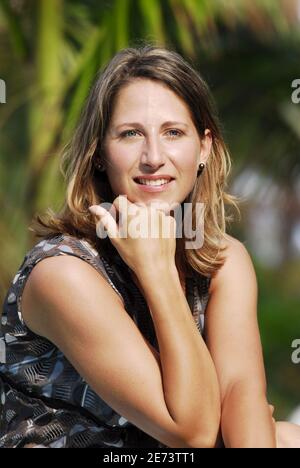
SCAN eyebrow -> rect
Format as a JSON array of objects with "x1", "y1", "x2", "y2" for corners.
[{"x1": 115, "y1": 121, "x2": 189, "y2": 130}]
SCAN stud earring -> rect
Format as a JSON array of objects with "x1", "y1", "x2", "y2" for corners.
[
  {"x1": 197, "y1": 162, "x2": 205, "y2": 177},
  {"x1": 94, "y1": 160, "x2": 105, "y2": 172}
]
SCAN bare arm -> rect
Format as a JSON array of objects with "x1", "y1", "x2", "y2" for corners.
[
  {"x1": 137, "y1": 263, "x2": 221, "y2": 447},
  {"x1": 205, "y1": 235, "x2": 276, "y2": 448},
  {"x1": 221, "y1": 381, "x2": 275, "y2": 448},
  {"x1": 22, "y1": 255, "x2": 219, "y2": 448}
]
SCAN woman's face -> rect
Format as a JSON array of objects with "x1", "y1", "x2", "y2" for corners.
[{"x1": 103, "y1": 78, "x2": 212, "y2": 211}]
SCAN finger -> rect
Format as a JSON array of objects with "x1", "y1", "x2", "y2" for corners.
[
  {"x1": 113, "y1": 195, "x2": 139, "y2": 230},
  {"x1": 112, "y1": 195, "x2": 131, "y2": 218},
  {"x1": 269, "y1": 404, "x2": 275, "y2": 414},
  {"x1": 89, "y1": 204, "x2": 110, "y2": 224},
  {"x1": 89, "y1": 205, "x2": 119, "y2": 238},
  {"x1": 97, "y1": 211, "x2": 119, "y2": 239}
]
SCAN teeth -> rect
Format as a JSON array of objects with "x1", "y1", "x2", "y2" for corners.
[{"x1": 137, "y1": 178, "x2": 171, "y2": 186}]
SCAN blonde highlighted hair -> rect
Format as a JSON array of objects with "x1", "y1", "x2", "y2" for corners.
[{"x1": 30, "y1": 43, "x2": 241, "y2": 279}]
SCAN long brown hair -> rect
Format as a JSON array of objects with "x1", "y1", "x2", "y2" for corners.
[{"x1": 30, "y1": 43, "x2": 240, "y2": 279}]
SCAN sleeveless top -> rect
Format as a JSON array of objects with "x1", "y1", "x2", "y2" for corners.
[{"x1": 0, "y1": 233, "x2": 211, "y2": 448}]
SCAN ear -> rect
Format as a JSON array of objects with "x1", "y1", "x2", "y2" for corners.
[{"x1": 199, "y1": 129, "x2": 212, "y2": 165}]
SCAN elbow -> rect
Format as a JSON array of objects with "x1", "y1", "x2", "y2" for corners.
[
  {"x1": 184, "y1": 426, "x2": 221, "y2": 448},
  {"x1": 176, "y1": 383, "x2": 222, "y2": 448},
  {"x1": 184, "y1": 405, "x2": 222, "y2": 448},
  {"x1": 183, "y1": 415, "x2": 222, "y2": 448}
]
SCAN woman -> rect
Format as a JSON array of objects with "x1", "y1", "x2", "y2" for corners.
[{"x1": 0, "y1": 44, "x2": 299, "y2": 448}]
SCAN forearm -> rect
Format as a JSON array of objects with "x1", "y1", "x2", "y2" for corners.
[
  {"x1": 221, "y1": 382, "x2": 276, "y2": 448},
  {"x1": 137, "y1": 264, "x2": 221, "y2": 445}
]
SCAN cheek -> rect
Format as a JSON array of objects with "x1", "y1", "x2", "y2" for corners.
[
  {"x1": 177, "y1": 154, "x2": 198, "y2": 178},
  {"x1": 105, "y1": 151, "x2": 134, "y2": 194},
  {"x1": 106, "y1": 147, "x2": 133, "y2": 176},
  {"x1": 172, "y1": 141, "x2": 199, "y2": 169}
]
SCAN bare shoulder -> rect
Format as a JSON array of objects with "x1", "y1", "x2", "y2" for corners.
[
  {"x1": 209, "y1": 234, "x2": 257, "y2": 294},
  {"x1": 21, "y1": 254, "x2": 124, "y2": 337},
  {"x1": 20, "y1": 254, "x2": 195, "y2": 447},
  {"x1": 220, "y1": 233, "x2": 248, "y2": 253}
]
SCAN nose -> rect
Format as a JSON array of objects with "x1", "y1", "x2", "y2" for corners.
[{"x1": 140, "y1": 133, "x2": 166, "y2": 170}]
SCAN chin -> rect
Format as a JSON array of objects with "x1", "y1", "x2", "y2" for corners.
[{"x1": 117, "y1": 191, "x2": 182, "y2": 213}]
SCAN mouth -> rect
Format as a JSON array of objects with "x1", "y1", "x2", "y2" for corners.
[
  {"x1": 133, "y1": 176, "x2": 175, "y2": 186},
  {"x1": 133, "y1": 176, "x2": 175, "y2": 193}
]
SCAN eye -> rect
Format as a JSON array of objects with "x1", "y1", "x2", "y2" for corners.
[
  {"x1": 120, "y1": 129, "x2": 139, "y2": 138},
  {"x1": 167, "y1": 129, "x2": 182, "y2": 138}
]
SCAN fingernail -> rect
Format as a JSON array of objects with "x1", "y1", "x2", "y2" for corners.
[{"x1": 88, "y1": 205, "x2": 99, "y2": 215}]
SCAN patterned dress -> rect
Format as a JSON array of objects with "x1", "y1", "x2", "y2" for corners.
[{"x1": 0, "y1": 234, "x2": 211, "y2": 448}]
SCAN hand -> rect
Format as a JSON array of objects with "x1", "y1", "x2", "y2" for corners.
[{"x1": 89, "y1": 195, "x2": 177, "y2": 276}]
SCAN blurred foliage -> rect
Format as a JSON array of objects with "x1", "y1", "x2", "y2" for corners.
[
  {"x1": 255, "y1": 258, "x2": 300, "y2": 418},
  {"x1": 0, "y1": 0, "x2": 299, "y2": 417}
]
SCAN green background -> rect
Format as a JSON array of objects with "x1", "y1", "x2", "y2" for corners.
[{"x1": 0, "y1": 0, "x2": 299, "y2": 420}]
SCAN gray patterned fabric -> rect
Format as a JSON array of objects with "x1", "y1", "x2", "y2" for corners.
[{"x1": 0, "y1": 234, "x2": 211, "y2": 448}]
